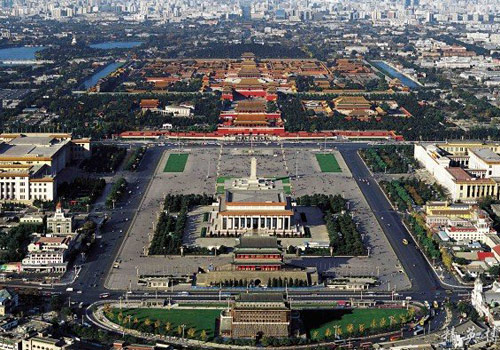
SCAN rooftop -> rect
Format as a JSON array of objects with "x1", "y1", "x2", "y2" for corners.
[
  {"x1": 447, "y1": 167, "x2": 473, "y2": 181},
  {"x1": 238, "y1": 293, "x2": 285, "y2": 303},
  {"x1": 470, "y1": 148, "x2": 500, "y2": 163},
  {"x1": 454, "y1": 320, "x2": 484, "y2": 336},
  {"x1": 37, "y1": 236, "x2": 71, "y2": 244},
  {"x1": 237, "y1": 236, "x2": 280, "y2": 249},
  {"x1": 228, "y1": 190, "x2": 284, "y2": 204},
  {"x1": 0, "y1": 135, "x2": 70, "y2": 159}
]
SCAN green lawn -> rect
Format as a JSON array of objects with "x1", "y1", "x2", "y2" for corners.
[
  {"x1": 216, "y1": 176, "x2": 233, "y2": 184},
  {"x1": 164, "y1": 154, "x2": 189, "y2": 172},
  {"x1": 283, "y1": 185, "x2": 291, "y2": 194},
  {"x1": 301, "y1": 308, "x2": 409, "y2": 339},
  {"x1": 110, "y1": 308, "x2": 221, "y2": 340},
  {"x1": 315, "y1": 154, "x2": 342, "y2": 173},
  {"x1": 216, "y1": 185, "x2": 225, "y2": 194},
  {"x1": 108, "y1": 307, "x2": 409, "y2": 342}
]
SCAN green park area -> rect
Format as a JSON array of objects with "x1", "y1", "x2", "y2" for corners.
[
  {"x1": 106, "y1": 306, "x2": 413, "y2": 343},
  {"x1": 315, "y1": 154, "x2": 341, "y2": 173},
  {"x1": 107, "y1": 308, "x2": 221, "y2": 340},
  {"x1": 216, "y1": 176, "x2": 234, "y2": 194},
  {"x1": 164, "y1": 153, "x2": 189, "y2": 172},
  {"x1": 301, "y1": 308, "x2": 411, "y2": 340},
  {"x1": 216, "y1": 176, "x2": 233, "y2": 183}
]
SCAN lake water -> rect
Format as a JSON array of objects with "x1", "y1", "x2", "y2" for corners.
[
  {"x1": 81, "y1": 62, "x2": 123, "y2": 90},
  {"x1": 0, "y1": 46, "x2": 45, "y2": 61},
  {"x1": 371, "y1": 61, "x2": 420, "y2": 89},
  {"x1": 90, "y1": 41, "x2": 143, "y2": 49}
]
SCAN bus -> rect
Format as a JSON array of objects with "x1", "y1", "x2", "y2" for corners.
[{"x1": 413, "y1": 326, "x2": 424, "y2": 336}]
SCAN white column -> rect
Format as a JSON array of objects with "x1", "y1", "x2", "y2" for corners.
[{"x1": 250, "y1": 157, "x2": 257, "y2": 180}]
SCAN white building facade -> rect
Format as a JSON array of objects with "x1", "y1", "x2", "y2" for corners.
[
  {"x1": 0, "y1": 134, "x2": 91, "y2": 203},
  {"x1": 414, "y1": 142, "x2": 500, "y2": 201}
]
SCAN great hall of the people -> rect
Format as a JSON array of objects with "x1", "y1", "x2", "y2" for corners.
[{"x1": 0, "y1": 133, "x2": 91, "y2": 203}]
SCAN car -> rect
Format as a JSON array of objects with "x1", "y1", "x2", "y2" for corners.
[{"x1": 402, "y1": 239, "x2": 409, "y2": 245}]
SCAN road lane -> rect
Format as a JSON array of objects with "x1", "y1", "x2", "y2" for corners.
[{"x1": 339, "y1": 147, "x2": 440, "y2": 296}]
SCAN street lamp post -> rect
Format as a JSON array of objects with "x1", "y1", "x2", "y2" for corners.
[{"x1": 334, "y1": 325, "x2": 340, "y2": 339}]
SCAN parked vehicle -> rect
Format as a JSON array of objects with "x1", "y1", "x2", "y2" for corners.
[{"x1": 413, "y1": 326, "x2": 424, "y2": 336}]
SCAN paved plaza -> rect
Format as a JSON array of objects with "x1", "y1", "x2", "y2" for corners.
[
  {"x1": 106, "y1": 145, "x2": 410, "y2": 291},
  {"x1": 281, "y1": 148, "x2": 411, "y2": 291}
]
